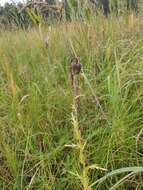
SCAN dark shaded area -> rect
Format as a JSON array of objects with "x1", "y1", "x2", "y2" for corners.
[
  {"x1": 100, "y1": 0, "x2": 110, "y2": 17},
  {"x1": 127, "y1": 0, "x2": 138, "y2": 12}
]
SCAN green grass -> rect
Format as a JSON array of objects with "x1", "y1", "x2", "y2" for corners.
[{"x1": 0, "y1": 14, "x2": 143, "y2": 189}]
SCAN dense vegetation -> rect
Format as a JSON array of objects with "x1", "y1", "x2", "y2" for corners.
[
  {"x1": 0, "y1": 13, "x2": 143, "y2": 189},
  {"x1": 0, "y1": 0, "x2": 139, "y2": 28},
  {"x1": 0, "y1": 0, "x2": 143, "y2": 189}
]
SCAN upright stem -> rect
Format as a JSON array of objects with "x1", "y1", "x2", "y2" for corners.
[{"x1": 71, "y1": 65, "x2": 91, "y2": 190}]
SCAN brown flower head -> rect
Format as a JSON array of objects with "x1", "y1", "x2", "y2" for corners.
[{"x1": 71, "y1": 57, "x2": 82, "y2": 75}]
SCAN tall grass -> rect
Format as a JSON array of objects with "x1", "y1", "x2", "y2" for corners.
[{"x1": 0, "y1": 14, "x2": 143, "y2": 189}]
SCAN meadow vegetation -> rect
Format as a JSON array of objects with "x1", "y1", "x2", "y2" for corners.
[{"x1": 0, "y1": 13, "x2": 143, "y2": 189}]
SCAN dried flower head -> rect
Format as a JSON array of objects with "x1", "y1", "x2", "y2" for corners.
[
  {"x1": 70, "y1": 57, "x2": 82, "y2": 75},
  {"x1": 70, "y1": 57, "x2": 82, "y2": 88}
]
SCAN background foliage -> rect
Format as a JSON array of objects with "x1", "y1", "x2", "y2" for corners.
[{"x1": 0, "y1": 0, "x2": 140, "y2": 28}]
